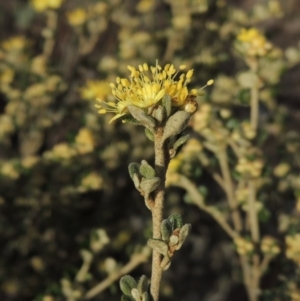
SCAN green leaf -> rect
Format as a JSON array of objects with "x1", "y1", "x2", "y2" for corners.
[
  {"x1": 140, "y1": 177, "x2": 160, "y2": 195},
  {"x1": 162, "y1": 111, "x2": 191, "y2": 142},
  {"x1": 152, "y1": 105, "x2": 166, "y2": 123},
  {"x1": 120, "y1": 275, "x2": 137, "y2": 296},
  {"x1": 127, "y1": 106, "x2": 156, "y2": 129},
  {"x1": 172, "y1": 134, "x2": 190, "y2": 155},
  {"x1": 139, "y1": 161, "x2": 156, "y2": 179},
  {"x1": 122, "y1": 116, "x2": 142, "y2": 125},
  {"x1": 147, "y1": 239, "x2": 168, "y2": 256},
  {"x1": 176, "y1": 224, "x2": 191, "y2": 250},
  {"x1": 168, "y1": 213, "x2": 183, "y2": 230},
  {"x1": 142, "y1": 292, "x2": 150, "y2": 301},
  {"x1": 162, "y1": 94, "x2": 172, "y2": 117},
  {"x1": 161, "y1": 219, "x2": 172, "y2": 241},
  {"x1": 128, "y1": 163, "x2": 140, "y2": 180},
  {"x1": 145, "y1": 128, "x2": 154, "y2": 141},
  {"x1": 121, "y1": 295, "x2": 135, "y2": 301},
  {"x1": 137, "y1": 275, "x2": 148, "y2": 295}
]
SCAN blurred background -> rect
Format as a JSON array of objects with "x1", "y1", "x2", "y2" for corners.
[{"x1": 1, "y1": 0, "x2": 300, "y2": 300}]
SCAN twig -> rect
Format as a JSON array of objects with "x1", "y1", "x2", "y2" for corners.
[
  {"x1": 150, "y1": 127, "x2": 170, "y2": 301},
  {"x1": 217, "y1": 149, "x2": 243, "y2": 232},
  {"x1": 175, "y1": 174, "x2": 238, "y2": 240},
  {"x1": 84, "y1": 251, "x2": 149, "y2": 299}
]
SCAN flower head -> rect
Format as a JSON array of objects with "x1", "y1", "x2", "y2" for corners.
[
  {"x1": 96, "y1": 61, "x2": 198, "y2": 123},
  {"x1": 236, "y1": 28, "x2": 273, "y2": 57},
  {"x1": 67, "y1": 8, "x2": 87, "y2": 27}
]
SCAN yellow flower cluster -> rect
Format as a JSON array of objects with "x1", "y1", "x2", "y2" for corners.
[
  {"x1": 235, "y1": 157, "x2": 264, "y2": 178},
  {"x1": 234, "y1": 237, "x2": 254, "y2": 255},
  {"x1": 273, "y1": 162, "x2": 290, "y2": 178},
  {"x1": 191, "y1": 104, "x2": 212, "y2": 132},
  {"x1": 79, "y1": 172, "x2": 103, "y2": 192},
  {"x1": 75, "y1": 128, "x2": 95, "y2": 154},
  {"x1": 31, "y1": 0, "x2": 64, "y2": 12},
  {"x1": 286, "y1": 234, "x2": 300, "y2": 265},
  {"x1": 0, "y1": 162, "x2": 19, "y2": 180},
  {"x1": 95, "y1": 61, "x2": 198, "y2": 123},
  {"x1": 67, "y1": 8, "x2": 87, "y2": 27},
  {"x1": 261, "y1": 236, "x2": 280, "y2": 255},
  {"x1": 80, "y1": 80, "x2": 111, "y2": 101},
  {"x1": 1, "y1": 36, "x2": 27, "y2": 51},
  {"x1": 237, "y1": 28, "x2": 273, "y2": 57},
  {"x1": 43, "y1": 128, "x2": 95, "y2": 161}
]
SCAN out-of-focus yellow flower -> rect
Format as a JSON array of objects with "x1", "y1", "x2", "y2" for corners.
[
  {"x1": 75, "y1": 128, "x2": 95, "y2": 154},
  {"x1": 21, "y1": 156, "x2": 40, "y2": 169},
  {"x1": 234, "y1": 237, "x2": 254, "y2": 255},
  {"x1": 88, "y1": 2, "x2": 108, "y2": 16},
  {"x1": 31, "y1": 0, "x2": 48, "y2": 12},
  {"x1": 286, "y1": 234, "x2": 300, "y2": 265},
  {"x1": 136, "y1": 0, "x2": 155, "y2": 13},
  {"x1": 67, "y1": 8, "x2": 87, "y2": 26},
  {"x1": 47, "y1": 0, "x2": 63, "y2": 9},
  {"x1": 236, "y1": 28, "x2": 272, "y2": 57},
  {"x1": 0, "y1": 162, "x2": 19, "y2": 179},
  {"x1": 182, "y1": 138, "x2": 203, "y2": 155},
  {"x1": 31, "y1": 55, "x2": 47, "y2": 75},
  {"x1": 80, "y1": 172, "x2": 103, "y2": 190},
  {"x1": 273, "y1": 163, "x2": 290, "y2": 178},
  {"x1": 1, "y1": 36, "x2": 27, "y2": 51},
  {"x1": 80, "y1": 80, "x2": 110, "y2": 101},
  {"x1": 0, "y1": 115, "x2": 14, "y2": 137},
  {"x1": 261, "y1": 236, "x2": 280, "y2": 255},
  {"x1": 0, "y1": 68, "x2": 14, "y2": 85},
  {"x1": 172, "y1": 15, "x2": 191, "y2": 30},
  {"x1": 31, "y1": 0, "x2": 63, "y2": 12},
  {"x1": 24, "y1": 83, "x2": 47, "y2": 99},
  {"x1": 46, "y1": 143, "x2": 76, "y2": 160},
  {"x1": 96, "y1": 61, "x2": 196, "y2": 123}
]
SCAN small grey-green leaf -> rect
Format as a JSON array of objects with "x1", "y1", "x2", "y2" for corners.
[
  {"x1": 173, "y1": 134, "x2": 190, "y2": 153},
  {"x1": 131, "y1": 288, "x2": 140, "y2": 300},
  {"x1": 133, "y1": 173, "x2": 141, "y2": 190},
  {"x1": 140, "y1": 177, "x2": 160, "y2": 195},
  {"x1": 168, "y1": 213, "x2": 183, "y2": 230},
  {"x1": 139, "y1": 163, "x2": 155, "y2": 179},
  {"x1": 162, "y1": 111, "x2": 191, "y2": 142},
  {"x1": 161, "y1": 219, "x2": 172, "y2": 241},
  {"x1": 142, "y1": 292, "x2": 150, "y2": 301},
  {"x1": 137, "y1": 275, "x2": 148, "y2": 295},
  {"x1": 152, "y1": 105, "x2": 166, "y2": 123},
  {"x1": 128, "y1": 163, "x2": 140, "y2": 179},
  {"x1": 147, "y1": 239, "x2": 168, "y2": 256},
  {"x1": 145, "y1": 128, "x2": 154, "y2": 141},
  {"x1": 162, "y1": 94, "x2": 172, "y2": 117},
  {"x1": 121, "y1": 295, "x2": 135, "y2": 301},
  {"x1": 122, "y1": 116, "x2": 142, "y2": 125},
  {"x1": 128, "y1": 105, "x2": 156, "y2": 129},
  {"x1": 176, "y1": 224, "x2": 191, "y2": 250},
  {"x1": 120, "y1": 275, "x2": 137, "y2": 296}
]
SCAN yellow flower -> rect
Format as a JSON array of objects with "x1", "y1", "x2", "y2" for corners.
[
  {"x1": 80, "y1": 172, "x2": 103, "y2": 190},
  {"x1": 80, "y1": 80, "x2": 110, "y2": 101},
  {"x1": 47, "y1": 0, "x2": 64, "y2": 9},
  {"x1": 31, "y1": 0, "x2": 63, "y2": 12},
  {"x1": 67, "y1": 8, "x2": 87, "y2": 26},
  {"x1": 96, "y1": 61, "x2": 197, "y2": 123},
  {"x1": 237, "y1": 28, "x2": 272, "y2": 57},
  {"x1": 75, "y1": 128, "x2": 95, "y2": 154},
  {"x1": 1, "y1": 36, "x2": 27, "y2": 51},
  {"x1": 31, "y1": 0, "x2": 49, "y2": 12}
]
